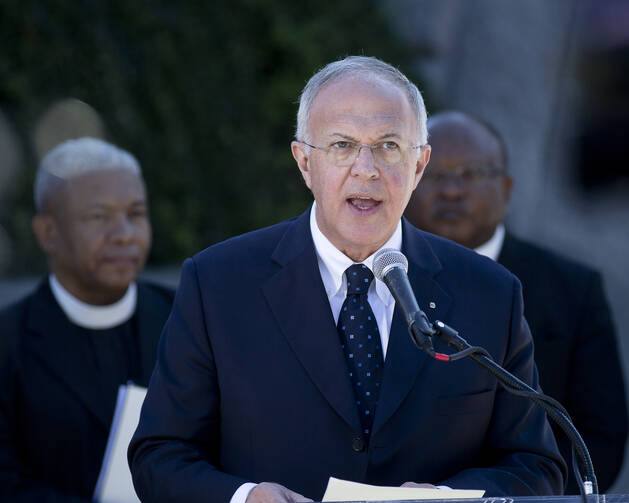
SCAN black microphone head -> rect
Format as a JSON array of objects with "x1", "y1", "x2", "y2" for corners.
[{"x1": 373, "y1": 249, "x2": 408, "y2": 281}]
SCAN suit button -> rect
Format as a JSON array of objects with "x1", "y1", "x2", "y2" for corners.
[{"x1": 352, "y1": 436, "x2": 365, "y2": 452}]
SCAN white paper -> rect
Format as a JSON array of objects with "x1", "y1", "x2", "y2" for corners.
[
  {"x1": 93, "y1": 383, "x2": 147, "y2": 503},
  {"x1": 322, "y1": 477, "x2": 485, "y2": 502}
]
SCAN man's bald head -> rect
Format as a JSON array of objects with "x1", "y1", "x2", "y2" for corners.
[
  {"x1": 405, "y1": 111, "x2": 513, "y2": 249},
  {"x1": 427, "y1": 111, "x2": 508, "y2": 169}
]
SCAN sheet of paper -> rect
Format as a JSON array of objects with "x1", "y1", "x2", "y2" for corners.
[
  {"x1": 93, "y1": 383, "x2": 147, "y2": 503},
  {"x1": 323, "y1": 477, "x2": 485, "y2": 501}
]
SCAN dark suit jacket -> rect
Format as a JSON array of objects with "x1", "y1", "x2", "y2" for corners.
[
  {"x1": 129, "y1": 209, "x2": 565, "y2": 502},
  {"x1": 0, "y1": 279, "x2": 173, "y2": 503},
  {"x1": 498, "y1": 231, "x2": 628, "y2": 493}
]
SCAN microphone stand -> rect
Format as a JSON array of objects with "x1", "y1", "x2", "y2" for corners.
[{"x1": 406, "y1": 314, "x2": 598, "y2": 503}]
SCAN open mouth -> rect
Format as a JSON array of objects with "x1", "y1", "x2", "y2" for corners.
[{"x1": 348, "y1": 196, "x2": 381, "y2": 211}]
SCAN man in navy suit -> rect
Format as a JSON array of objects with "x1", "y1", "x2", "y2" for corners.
[
  {"x1": 129, "y1": 57, "x2": 565, "y2": 503},
  {"x1": 405, "y1": 110, "x2": 628, "y2": 493}
]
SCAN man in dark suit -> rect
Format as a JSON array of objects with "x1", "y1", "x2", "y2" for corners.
[
  {"x1": 0, "y1": 137, "x2": 174, "y2": 502},
  {"x1": 405, "y1": 110, "x2": 628, "y2": 493},
  {"x1": 129, "y1": 56, "x2": 565, "y2": 503}
]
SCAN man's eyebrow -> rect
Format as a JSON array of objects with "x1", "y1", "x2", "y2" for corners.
[
  {"x1": 82, "y1": 202, "x2": 111, "y2": 210},
  {"x1": 328, "y1": 133, "x2": 360, "y2": 142},
  {"x1": 328, "y1": 132, "x2": 403, "y2": 142},
  {"x1": 82, "y1": 199, "x2": 147, "y2": 210},
  {"x1": 375, "y1": 132, "x2": 402, "y2": 140}
]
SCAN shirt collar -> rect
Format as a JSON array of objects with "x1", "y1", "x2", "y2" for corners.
[
  {"x1": 474, "y1": 223, "x2": 505, "y2": 261},
  {"x1": 310, "y1": 202, "x2": 401, "y2": 305},
  {"x1": 49, "y1": 274, "x2": 137, "y2": 330}
]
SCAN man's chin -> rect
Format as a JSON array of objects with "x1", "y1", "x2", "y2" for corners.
[
  {"x1": 97, "y1": 271, "x2": 138, "y2": 295},
  {"x1": 427, "y1": 224, "x2": 471, "y2": 247}
]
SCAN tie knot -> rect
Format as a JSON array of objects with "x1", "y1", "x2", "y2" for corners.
[{"x1": 345, "y1": 264, "x2": 374, "y2": 296}]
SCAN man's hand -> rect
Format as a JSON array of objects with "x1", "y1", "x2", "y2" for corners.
[
  {"x1": 401, "y1": 482, "x2": 439, "y2": 489},
  {"x1": 246, "y1": 482, "x2": 313, "y2": 503}
]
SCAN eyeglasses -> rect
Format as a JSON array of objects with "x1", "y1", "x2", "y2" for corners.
[
  {"x1": 421, "y1": 163, "x2": 506, "y2": 185},
  {"x1": 300, "y1": 140, "x2": 424, "y2": 167}
]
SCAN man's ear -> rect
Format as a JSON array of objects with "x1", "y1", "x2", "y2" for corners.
[
  {"x1": 32, "y1": 214, "x2": 58, "y2": 255},
  {"x1": 413, "y1": 144, "x2": 431, "y2": 189},
  {"x1": 291, "y1": 141, "x2": 312, "y2": 189},
  {"x1": 502, "y1": 174, "x2": 514, "y2": 204}
]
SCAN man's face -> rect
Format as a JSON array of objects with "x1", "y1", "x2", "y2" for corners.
[
  {"x1": 291, "y1": 76, "x2": 430, "y2": 261},
  {"x1": 405, "y1": 121, "x2": 512, "y2": 249},
  {"x1": 33, "y1": 168, "x2": 151, "y2": 304}
]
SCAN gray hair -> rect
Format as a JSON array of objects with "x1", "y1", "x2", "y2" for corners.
[
  {"x1": 34, "y1": 137, "x2": 142, "y2": 212},
  {"x1": 295, "y1": 55, "x2": 428, "y2": 145}
]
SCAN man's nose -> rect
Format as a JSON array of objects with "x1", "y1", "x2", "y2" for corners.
[
  {"x1": 350, "y1": 146, "x2": 379, "y2": 178},
  {"x1": 109, "y1": 213, "x2": 135, "y2": 241},
  {"x1": 436, "y1": 174, "x2": 467, "y2": 198}
]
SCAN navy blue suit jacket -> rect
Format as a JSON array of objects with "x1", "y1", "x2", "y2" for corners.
[
  {"x1": 129, "y1": 209, "x2": 565, "y2": 502},
  {"x1": 498, "y1": 232, "x2": 627, "y2": 492}
]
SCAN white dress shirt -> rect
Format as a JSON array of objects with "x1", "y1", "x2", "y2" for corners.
[
  {"x1": 49, "y1": 274, "x2": 137, "y2": 330},
  {"x1": 310, "y1": 202, "x2": 401, "y2": 357},
  {"x1": 474, "y1": 224, "x2": 505, "y2": 261}
]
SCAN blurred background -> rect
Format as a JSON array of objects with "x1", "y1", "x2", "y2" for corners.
[{"x1": 1, "y1": 0, "x2": 628, "y2": 491}]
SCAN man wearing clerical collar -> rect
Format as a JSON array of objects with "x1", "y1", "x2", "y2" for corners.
[{"x1": 0, "y1": 137, "x2": 173, "y2": 502}]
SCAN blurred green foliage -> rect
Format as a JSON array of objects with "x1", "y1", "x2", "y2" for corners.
[{"x1": 0, "y1": 0, "x2": 422, "y2": 276}]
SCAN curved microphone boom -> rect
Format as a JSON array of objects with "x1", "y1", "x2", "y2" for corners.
[{"x1": 373, "y1": 248, "x2": 598, "y2": 499}]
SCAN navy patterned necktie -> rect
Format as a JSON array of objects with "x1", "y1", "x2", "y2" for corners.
[{"x1": 337, "y1": 264, "x2": 384, "y2": 439}]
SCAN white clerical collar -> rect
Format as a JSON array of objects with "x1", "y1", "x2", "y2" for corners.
[
  {"x1": 474, "y1": 224, "x2": 506, "y2": 261},
  {"x1": 310, "y1": 201, "x2": 401, "y2": 306},
  {"x1": 49, "y1": 274, "x2": 137, "y2": 330}
]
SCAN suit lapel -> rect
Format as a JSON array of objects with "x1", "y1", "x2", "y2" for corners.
[
  {"x1": 372, "y1": 220, "x2": 452, "y2": 434},
  {"x1": 261, "y1": 213, "x2": 455, "y2": 435},
  {"x1": 262, "y1": 209, "x2": 362, "y2": 433},
  {"x1": 26, "y1": 281, "x2": 111, "y2": 429}
]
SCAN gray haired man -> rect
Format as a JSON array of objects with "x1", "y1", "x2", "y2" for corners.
[
  {"x1": 129, "y1": 56, "x2": 565, "y2": 503},
  {"x1": 0, "y1": 137, "x2": 173, "y2": 502}
]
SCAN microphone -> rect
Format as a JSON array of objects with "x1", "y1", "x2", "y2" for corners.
[{"x1": 373, "y1": 249, "x2": 436, "y2": 351}]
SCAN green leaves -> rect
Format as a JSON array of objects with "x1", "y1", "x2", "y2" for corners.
[{"x1": 0, "y1": 0, "x2": 415, "y2": 274}]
